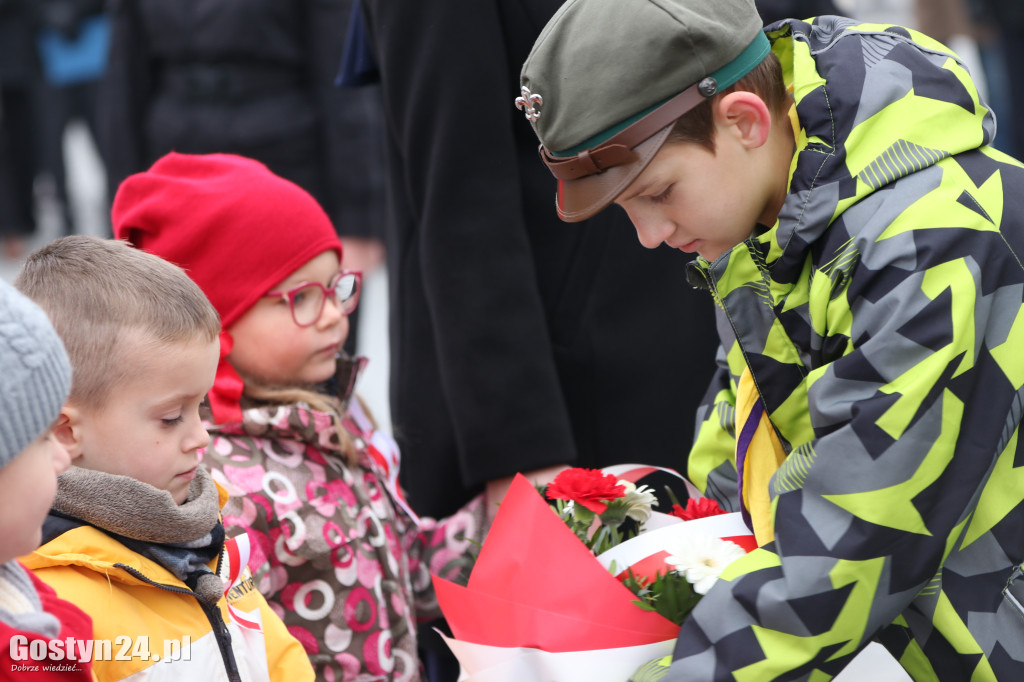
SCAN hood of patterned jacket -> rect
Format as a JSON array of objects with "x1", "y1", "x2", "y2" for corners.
[
  {"x1": 689, "y1": 14, "x2": 1002, "y2": 487},
  {"x1": 679, "y1": 16, "x2": 1024, "y2": 682},
  {"x1": 727, "y1": 16, "x2": 995, "y2": 292}
]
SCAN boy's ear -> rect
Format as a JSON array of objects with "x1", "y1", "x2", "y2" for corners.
[
  {"x1": 714, "y1": 91, "x2": 773, "y2": 149},
  {"x1": 54, "y1": 405, "x2": 84, "y2": 461}
]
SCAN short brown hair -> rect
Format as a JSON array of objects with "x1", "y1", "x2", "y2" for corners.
[
  {"x1": 667, "y1": 52, "x2": 788, "y2": 153},
  {"x1": 15, "y1": 236, "x2": 221, "y2": 407}
]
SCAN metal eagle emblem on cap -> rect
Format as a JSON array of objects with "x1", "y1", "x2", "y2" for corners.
[{"x1": 515, "y1": 86, "x2": 543, "y2": 122}]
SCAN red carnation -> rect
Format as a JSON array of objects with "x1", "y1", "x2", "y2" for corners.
[
  {"x1": 670, "y1": 497, "x2": 727, "y2": 521},
  {"x1": 546, "y1": 468, "x2": 626, "y2": 513}
]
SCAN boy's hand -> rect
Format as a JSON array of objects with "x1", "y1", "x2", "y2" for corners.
[{"x1": 628, "y1": 655, "x2": 672, "y2": 681}]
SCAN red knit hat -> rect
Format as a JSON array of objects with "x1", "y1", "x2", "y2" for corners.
[{"x1": 112, "y1": 152, "x2": 342, "y2": 423}]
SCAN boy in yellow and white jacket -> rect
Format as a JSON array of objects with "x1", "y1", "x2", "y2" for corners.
[{"x1": 16, "y1": 236, "x2": 313, "y2": 682}]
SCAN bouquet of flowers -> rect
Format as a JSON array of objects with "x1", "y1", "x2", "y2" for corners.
[{"x1": 431, "y1": 464, "x2": 756, "y2": 681}]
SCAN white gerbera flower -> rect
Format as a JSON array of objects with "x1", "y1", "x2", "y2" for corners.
[
  {"x1": 664, "y1": 532, "x2": 747, "y2": 595},
  {"x1": 618, "y1": 481, "x2": 657, "y2": 523}
]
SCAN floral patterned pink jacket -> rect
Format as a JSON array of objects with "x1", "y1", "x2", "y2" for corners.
[{"x1": 201, "y1": 395, "x2": 485, "y2": 681}]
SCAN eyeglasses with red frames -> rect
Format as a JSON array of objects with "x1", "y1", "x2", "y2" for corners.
[{"x1": 263, "y1": 271, "x2": 362, "y2": 327}]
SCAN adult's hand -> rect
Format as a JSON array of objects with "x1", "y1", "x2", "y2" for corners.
[{"x1": 484, "y1": 464, "x2": 569, "y2": 522}]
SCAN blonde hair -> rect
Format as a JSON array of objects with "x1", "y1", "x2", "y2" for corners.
[
  {"x1": 15, "y1": 236, "x2": 221, "y2": 408},
  {"x1": 240, "y1": 382, "x2": 370, "y2": 466}
]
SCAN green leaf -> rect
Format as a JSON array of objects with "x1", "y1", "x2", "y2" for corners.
[
  {"x1": 621, "y1": 568, "x2": 702, "y2": 625},
  {"x1": 664, "y1": 484, "x2": 683, "y2": 509}
]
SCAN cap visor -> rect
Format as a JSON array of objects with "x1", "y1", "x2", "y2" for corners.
[{"x1": 555, "y1": 123, "x2": 674, "y2": 223}]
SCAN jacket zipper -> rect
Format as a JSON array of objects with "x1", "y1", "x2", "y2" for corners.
[
  {"x1": 115, "y1": 563, "x2": 243, "y2": 682},
  {"x1": 693, "y1": 251, "x2": 795, "y2": 457}
]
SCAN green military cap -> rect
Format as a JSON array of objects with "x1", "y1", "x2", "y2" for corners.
[{"x1": 518, "y1": 0, "x2": 770, "y2": 222}]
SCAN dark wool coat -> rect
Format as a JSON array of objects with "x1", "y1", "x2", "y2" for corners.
[
  {"x1": 100, "y1": 0, "x2": 386, "y2": 238},
  {"x1": 359, "y1": 0, "x2": 721, "y2": 519}
]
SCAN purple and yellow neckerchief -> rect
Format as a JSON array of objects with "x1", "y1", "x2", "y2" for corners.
[{"x1": 735, "y1": 367, "x2": 787, "y2": 546}]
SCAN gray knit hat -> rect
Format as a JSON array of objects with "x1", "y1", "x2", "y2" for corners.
[
  {"x1": 0, "y1": 278, "x2": 71, "y2": 467},
  {"x1": 518, "y1": 0, "x2": 769, "y2": 222}
]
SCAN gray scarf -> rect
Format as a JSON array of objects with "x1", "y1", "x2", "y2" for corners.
[
  {"x1": 53, "y1": 466, "x2": 225, "y2": 604},
  {"x1": 0, "y1": 560, "x2": 60, "y2": 637}
]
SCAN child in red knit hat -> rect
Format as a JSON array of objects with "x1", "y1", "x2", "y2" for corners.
[{"x1": 112, "y1": 152, "x2": 486, "y2": 681}]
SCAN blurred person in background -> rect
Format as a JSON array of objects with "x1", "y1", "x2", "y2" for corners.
[
  {"x1": 756, "y1": 0, "x2": 840, "y2": 22},
  {"x1": 34, "y1": 0, "x2": 111, "y2": 237},
  {"x1": 99, "y1": 0, "x2": 386, "y2": 356},
  {"x1": 0, "y1": 0, "x2": 43, "y2": 260},
  {"x1": 957, "y1": 0, "x2": 1024, "y2": 158},
  {"x1": 834, "y1": 0, "x2": 917, "y2": 25}
]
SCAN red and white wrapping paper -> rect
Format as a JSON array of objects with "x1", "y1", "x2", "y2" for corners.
[
  {"x1": 431, "y1": 470, "x2": 756, "y2": 681},
  {"x1": 597, "y1": 511, "x2": 757, "y2": 584}
]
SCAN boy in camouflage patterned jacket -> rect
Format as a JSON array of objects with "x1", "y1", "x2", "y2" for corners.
[{"x1": 518, "y1": 0, "x2": 1024, "y2": 679}]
